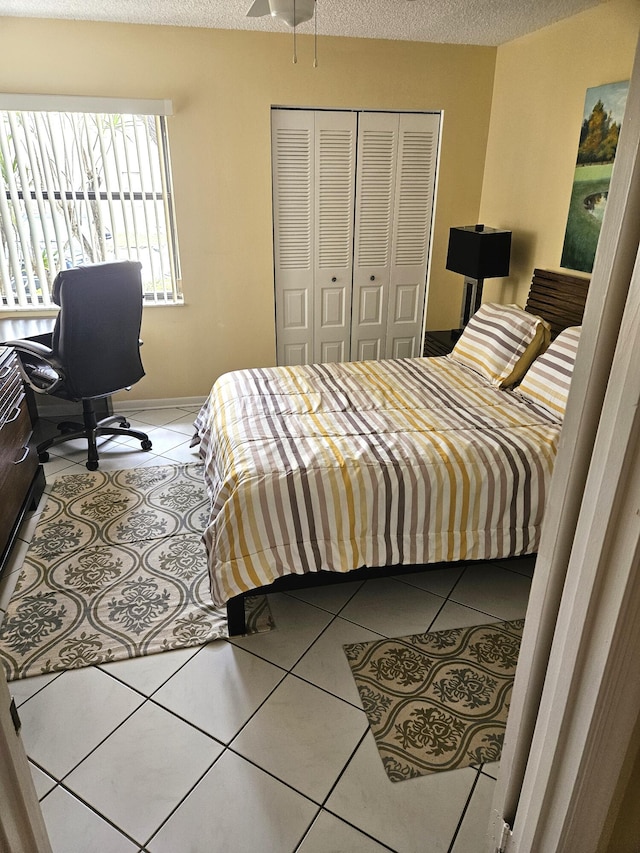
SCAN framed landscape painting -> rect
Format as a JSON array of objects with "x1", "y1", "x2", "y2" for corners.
[{"x1": 560, "y1": 79, "x2": 629, "y2": 273}]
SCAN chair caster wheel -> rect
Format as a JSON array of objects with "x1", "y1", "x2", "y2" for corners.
[
  {"x1": 119, "y1": 419, "x2": 130, "y2": 429},
  {"x1": 38, "y1": 451, "x2": 50, "y2": 463},
  {"x1": 141, "y1": 439, "x2": 153, "y2": 451},
  {"x1": 86, "y1": 459, "x2": 99, "y2": 471}
]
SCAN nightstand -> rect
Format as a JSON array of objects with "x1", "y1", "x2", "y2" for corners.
[{"x1": 422, "y1": 328, "x2": 463, "y2": 357}]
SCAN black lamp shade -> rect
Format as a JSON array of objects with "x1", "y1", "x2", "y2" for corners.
[{"x1": 446, "y1": 225, "x2": 512, "y2": 280}]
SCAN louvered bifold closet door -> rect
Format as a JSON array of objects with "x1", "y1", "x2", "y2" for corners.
[
  {"x1": 386, "y1": 112, "x2": 439, "y2": 358},
  {"x1": 313, "y1": 111, "x2": 357, "y2": 363},
  {"x1": 272, "y1": 109, "x2": 357, "y2": 365},
  {"x1": 351, "y1": 112, "x2": 398, "y2": 361},
  {"x1": 351, "y1": 111, "x2": 440, "y2": 361},
  {"x1": 272, "y1": 110, "x2": 314, "y2": 365}
]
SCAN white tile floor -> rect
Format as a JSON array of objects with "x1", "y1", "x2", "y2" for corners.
[{"x1": 0, "y1": 406, "x2": 536, "y2": 853}]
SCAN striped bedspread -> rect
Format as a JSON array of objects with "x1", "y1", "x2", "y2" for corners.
[{"x1": 194, "y1": 356, "x2": 560, "y2": 606}]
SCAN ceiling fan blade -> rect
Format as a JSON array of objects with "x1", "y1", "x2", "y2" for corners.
[{"x1": 246, "y1": 0, "x2": 271, "y2": 18}]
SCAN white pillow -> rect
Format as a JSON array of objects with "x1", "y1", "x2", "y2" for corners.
[
  {"x1": 449, "y1": 303, "x2": 551, "y2": 388},
  {"x1": 516, "y1": 326, "x2": 581, "y2": 419}
]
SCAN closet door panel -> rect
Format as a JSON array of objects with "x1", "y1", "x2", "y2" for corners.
[
  {"x1": 358, "y1": 285, "x2": 383, "y2": 325},
  {"x1": 351, "y1": 112, "x2": 397, "y2": 361},
  {"x1": 280, "y1": 288, "x2": 310, "y2": 364},
  {"x1": 393, "y1": 284, "x2": 420, "y2": 324},
  {"x1": 318, "y1": 284, "x2": 347, "y2": 362},
  {"x1": 353, "y1": 283, "x2": 383, "y2": 361},
  {"x1": 272, "y1": 110, "x2": 315, "y2": 365},
  {"x1": 313, "y1": 111, "x2": 357, "y2": 363},
  {"x1": 386, "y1": 112, "x2": 440, "y2": 358}
]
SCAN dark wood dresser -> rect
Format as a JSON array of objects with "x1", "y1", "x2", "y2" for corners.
[{"x1": 0, "y1": 346, "x2": 45, "y2": 576}]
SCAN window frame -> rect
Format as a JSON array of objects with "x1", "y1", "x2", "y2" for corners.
[{"x1": 0, "y1": 94, "x2": 181, "y2": 310}]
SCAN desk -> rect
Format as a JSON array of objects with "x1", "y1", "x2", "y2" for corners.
[
  {"x1": 0, "y1": 315, "x2": 112, "y2": 423},
  {"x1": 0, "y1": 317, "x2": 56, "y2": 422},
  {"x1": 0, "y1": 315, "x2": 56, "y2": 344}
]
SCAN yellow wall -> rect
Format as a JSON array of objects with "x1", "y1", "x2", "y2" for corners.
[
  {"x1": 479, "y1": 0, "x2": 640, "y2": 307},
  {"x1": 0, "y1": 18, "x2": 497, "y2": 400},
  {"x1": 3, "y1": 3, "x2": 638, "y2": 401}
]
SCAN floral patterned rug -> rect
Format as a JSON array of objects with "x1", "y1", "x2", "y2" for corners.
[
  {"x1": 344, "y1": 619, "x2": 523, "y2": 782},
  {"x1": 0, "y1": 463, "x2": 272, "y2": 680}
]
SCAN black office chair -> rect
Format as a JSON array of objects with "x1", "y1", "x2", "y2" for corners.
[{"x1": 7, "y1": 260, "x2": 153, "y2": 471}]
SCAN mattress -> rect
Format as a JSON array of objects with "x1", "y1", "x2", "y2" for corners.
[{"x1": 194, "y1": 355, "x2": 560, "y2": 606}]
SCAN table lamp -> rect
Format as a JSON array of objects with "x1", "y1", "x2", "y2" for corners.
[{"x1": 446, "y1": 224, "x2": 512, "y2": 327}]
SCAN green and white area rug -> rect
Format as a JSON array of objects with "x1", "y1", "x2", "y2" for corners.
[
  {"x1": 0, "y1": 463, "x2": 272, "y2": 680},
  {"x1": 344, "y1": 619, "x2": 523, "y2": 782}
]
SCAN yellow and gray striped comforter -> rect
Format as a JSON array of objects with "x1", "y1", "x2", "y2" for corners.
[{"x1": 194, "y1": 356, "x2": 560, "y2": 606}]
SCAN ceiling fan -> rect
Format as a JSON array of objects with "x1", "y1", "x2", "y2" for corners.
[{"x1": 246, "y1": 0, "x2": 316, "y2": 28}]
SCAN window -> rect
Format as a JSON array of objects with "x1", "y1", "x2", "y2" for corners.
[{"x1": 0, "y1": 95, "x2": 181, "y2": 309}]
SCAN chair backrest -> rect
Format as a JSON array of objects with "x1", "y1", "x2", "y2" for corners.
[{"x1": 51, "y1": 261, "x2": 145, "y2": 400}]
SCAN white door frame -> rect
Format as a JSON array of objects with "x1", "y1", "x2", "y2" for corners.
[
  {"x1": 0, "y1": 667, "x2": 52, "y2": 852},
  {"x1": 489, "y1": 32, "x2": 640, "y2": 853}
]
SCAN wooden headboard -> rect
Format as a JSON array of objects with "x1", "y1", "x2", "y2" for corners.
[{"x1": 525, "y1": 268, "x2": 590, "y2": 339}]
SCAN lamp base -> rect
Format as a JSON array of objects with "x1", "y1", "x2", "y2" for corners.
[{"x1": 460, "y1": 276, "x2": 484, "y2": 327}]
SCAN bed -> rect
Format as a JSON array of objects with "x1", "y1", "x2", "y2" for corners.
[{"x1": 194, "y1": 268, "x2": 589, "y2": 635}]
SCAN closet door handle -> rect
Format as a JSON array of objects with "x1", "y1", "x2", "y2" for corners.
[
  {"x1": 370, "y1": 275, "x2": 375, "y2": 281},
  {"x1": 331, "y1": 277, "x2": 337, "y2": 282}
]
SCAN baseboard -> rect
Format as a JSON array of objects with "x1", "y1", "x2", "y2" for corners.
[
  {"x1": 112, "y1": 396, "x2": 207, "y2": 412},
  {"x1": 38, "y1": 396, "x2": 206, "y2": 418}
]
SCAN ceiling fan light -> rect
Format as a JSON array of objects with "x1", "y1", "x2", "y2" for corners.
[{"x1": 268, "y1": 0, "x2": 315, "y2": 27}]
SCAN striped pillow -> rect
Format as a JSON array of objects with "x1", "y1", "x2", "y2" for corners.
[
  {"x1": 449, "y1": 303, "x2": 551, "y2": 388},
  {"x1": 516, "y1": 326, "x2": 581, "y2": 419}
]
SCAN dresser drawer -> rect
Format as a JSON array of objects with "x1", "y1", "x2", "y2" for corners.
[
  {"x1": 0, "y1": 355, "x2": 24, "y2": 421},
  {"x1": 0, "y1": 350, "x2": 40, "y2": 565}
]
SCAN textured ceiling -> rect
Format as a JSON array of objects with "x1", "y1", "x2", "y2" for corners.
[{"x1": 0, "y1": 0, "x2": 603, "y2": 46}]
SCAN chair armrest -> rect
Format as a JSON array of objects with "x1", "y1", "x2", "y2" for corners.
[
  {"x1": 5, "y1": 338, "x2": 65, "y2": 393},
  {"x1": 5, "y1": 338, "x2": 54, "y2": 359}
]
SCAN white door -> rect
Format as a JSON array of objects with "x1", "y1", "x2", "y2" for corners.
[
  {"x1": 350, "y1": 111, "x2": 397, "y2": 361},
  {"x1": 0, "y1": 668, "x2": 52, "y2": 852},
  {"x1": 313, "y1": 111, "x2": 358, "y2": 363},
  {"x1": 273, "y1": 108, "x2": 440, "y2": 366},
  {"x1": 488, "y1": 33, "x2": 640, "y2": 853},
  {"x1": 272, "y1": 109, "x2": 357, "y2": 365},
  {"x1": 351, "y1": 111, "x2": 440, "y2": 360}
]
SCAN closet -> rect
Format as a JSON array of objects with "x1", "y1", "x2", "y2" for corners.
[{"x1": 272, "y1": 108, "x2": 441, "y2": 366}]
